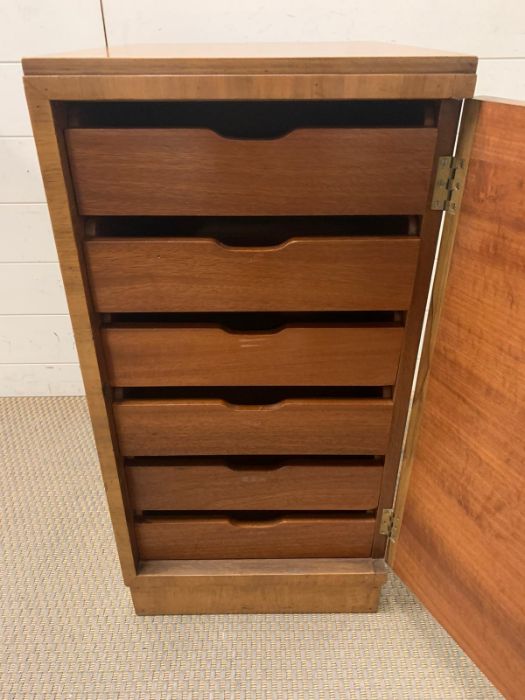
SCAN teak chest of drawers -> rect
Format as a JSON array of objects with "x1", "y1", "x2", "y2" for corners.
[{"x1": 24, "y1": 42, "x2": 525, "y2": 699}]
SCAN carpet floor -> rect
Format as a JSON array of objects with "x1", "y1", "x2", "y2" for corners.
[{"x1": 1, "y1": 397, "x2": 501, "y2": 699}]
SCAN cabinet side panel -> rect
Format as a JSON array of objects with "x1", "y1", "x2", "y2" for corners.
[{"x1": 23, "y1": 83, "x2": 137, "y2": 582}]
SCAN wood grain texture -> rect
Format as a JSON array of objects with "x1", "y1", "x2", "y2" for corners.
[
  {"x1": 127, "y1": 460, "x2": 383, "y2": 511},
  {"x1": 371, "y1": 99, "x2": 462, "y2": 556},
  {"x1": 67, "y1": 128, "x2": 437, "y2": 216},
  {"x1": 392, "y1": 100, "x2": 525, "y2": 700},
  {"x1": 23, "y1": 88, "x2": 138, "y2": 583},
  {"x1": 103, "y1": 325, "x2": 404, "y2": 387},
  {"x1": 136, "y1": 514, "x2": 375, "y2": 560},
  {"x1": 387, "y1": 100, "x2": 482, "y2": 558},
  {"x1": 86, "y1": 237, "x2": 420, "y2": 312},
  {"x1": 22, "y1": 41, "x2": 477, "y2": 76},
  {"x1": 130, "y1": 558, "x2": 388, "y2": 614},
  {"x1": 114, "y1": 398, "x2": 393, "y2": 456},
  {"x1": 25, "y1": 73, "x2": 476, "y2": 102}
]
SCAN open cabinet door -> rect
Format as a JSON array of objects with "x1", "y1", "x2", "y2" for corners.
[{"x1": 387, "y1": 98, "x2": 525, "y2": 700}]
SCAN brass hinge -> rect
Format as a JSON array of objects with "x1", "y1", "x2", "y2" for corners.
[
  {"x1": 430, "y1": 156, "x2": 466, "y2": 213},
  {"x1": 379, "y1": 508, "x2": 400, "y2": 539}
]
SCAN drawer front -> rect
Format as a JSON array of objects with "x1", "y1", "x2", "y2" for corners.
[
  {"x1": 104, "y1": 325, "x2": 404, "y2": 387},
  {"x1": 114, "y1": 398, "x2": 393, "y2": 456},
  {"x1": 136, "y1": 514, "x2": 375, "y2": 560},
  {"x1": 86, "y1": 237, "x2": 420, "y2": 312},
  {"x1": 127, "y1": 460, "x2": 383, "y2": 511},
  {"x1": 67, "y1": 128, "x2": 437, "y2": 216}
]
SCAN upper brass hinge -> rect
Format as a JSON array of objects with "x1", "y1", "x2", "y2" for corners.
[
  {"x1": 379, "y1": 508, "x2": 400, "y2": 540},
  {"x1": 431, "y1": 155, "x2": 466, "y2": 214}
]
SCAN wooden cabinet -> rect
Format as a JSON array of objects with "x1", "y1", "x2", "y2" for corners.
[{"x1": 23, "y1": 43, "x2": 524, "y2": 700}]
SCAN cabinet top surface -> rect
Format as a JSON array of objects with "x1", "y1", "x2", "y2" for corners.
[{"x1": 23, "y1": 41, "x2": 477, "y2": 76}]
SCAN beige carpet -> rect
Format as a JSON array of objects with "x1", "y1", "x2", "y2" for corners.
[{"x1": 1, "y1": 397, "x2": 501, "y2": 700}]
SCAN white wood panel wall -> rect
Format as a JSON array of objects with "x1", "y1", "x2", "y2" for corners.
[
  {"x1": 0, "y1": 0, "x2": 105, "y2": 395},
  {"x1": 0, "y1": 0, "x2": 524, "y2": 395}
]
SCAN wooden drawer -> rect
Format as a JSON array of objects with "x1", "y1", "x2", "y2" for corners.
[
  {"x1": 103, "y1": 324, "x2": 403, "y2": 387},
  {"x1": 86, "y1": 237, "x2": 420, "y2": 312},
  {"x1": 66, "y1": 127, "x2": 437, "y2": 216},
  {"x1": 127, "y1": 459, "x2": 383, "y2": 511},
  {"x1": 114, "y1": 398, "x2": 393, "y2": 455},
  {"x1": 135, "y1": 514, "x2": 375, "y2": 559}
]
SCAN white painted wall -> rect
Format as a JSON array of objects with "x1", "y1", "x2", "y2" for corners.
[{"x1": 1, "y1": 0, "x2": 524, "y2": 395}]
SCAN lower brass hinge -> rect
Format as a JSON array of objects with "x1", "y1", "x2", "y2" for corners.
[
  {"x1": 431, "y1": 155, "x2": 466, "y2": 213},
  {"x1": 379, "y1": 508, "x2": 400, "y2": 540}
]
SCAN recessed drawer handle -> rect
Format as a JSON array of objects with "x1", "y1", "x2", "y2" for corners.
[
  {"x1": 212, "y1": 238, "x2": 296, "y2": 253},
  {"x1": 225, "y1": 462, "x2": 284, "y2": 472},
  {"x1": 227, "y1": 517, "x2": 282, "y2": 528},
  {"x1": 206, "y1": 127, "x2": 295, "y2": 141}
]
